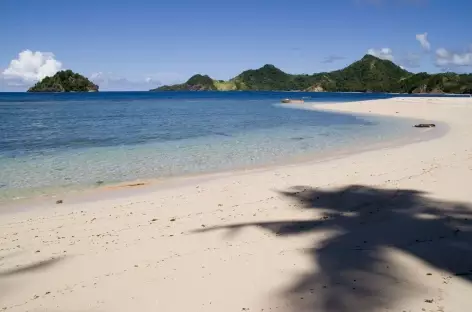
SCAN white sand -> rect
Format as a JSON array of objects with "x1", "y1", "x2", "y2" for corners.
[{"x1": 1, "y1": 97, "x2": 472, "y2": 312}]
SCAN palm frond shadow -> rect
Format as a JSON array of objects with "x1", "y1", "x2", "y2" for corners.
[
  {"x1": 0, "y1": 256, "x2": 65, "y2": 277},
  {"x1": 195, "y1": 185, "x2": 472, "y2": 311},
  {"x1": 0, "y1": 255, "x2": 66, "y2": 301}
]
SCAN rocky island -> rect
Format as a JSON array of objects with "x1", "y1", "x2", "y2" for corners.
[
  {"x1": 151, "y1": 54, "x2": 472, "y2": 94},
  {"x1": 28, "y1": 70, "x2": 99, "y2": 92}
]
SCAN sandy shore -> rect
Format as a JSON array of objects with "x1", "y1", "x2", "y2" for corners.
[{"x1": 1, "y1": 97, "x2": 472, "y2": 312}]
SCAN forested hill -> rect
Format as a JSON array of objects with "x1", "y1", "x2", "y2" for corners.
[
  {"x1": 28, "y1": 70, "x2": 99, "y2": 92},
  {"x1": 151, "y1": 55, "x2": 472, "y2": 94}
]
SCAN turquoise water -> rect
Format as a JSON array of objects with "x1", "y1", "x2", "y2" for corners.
[{"x1": 0, "y1": 91, "x2": 438, "y2": 202}]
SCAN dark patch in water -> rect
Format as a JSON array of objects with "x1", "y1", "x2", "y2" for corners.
[{"x1": 291, "y1": 137, "x2": 307, "y2": 141}]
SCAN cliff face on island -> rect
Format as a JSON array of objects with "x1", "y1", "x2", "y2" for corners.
[
  {"x1": 150, "y1": 55, "x2": 472, "y2": 94},
  {"x1": 28, "y1": 70, "x2": 99, "y2": 92}
]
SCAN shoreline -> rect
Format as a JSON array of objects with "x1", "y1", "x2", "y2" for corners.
[
  {"x1": 1, "y1": 96, "x2": 472, "y2": 312},
  {"x1": 0, "y1": 107, "x2": 445, "y2": 214}
]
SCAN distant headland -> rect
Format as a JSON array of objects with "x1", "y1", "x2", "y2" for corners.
[
  {"x1": 28, "y1": 70, "x2": 99, "y2": 93},
  {"x1": 150, "y1": 54, "x2": 472, "y2": 94}
]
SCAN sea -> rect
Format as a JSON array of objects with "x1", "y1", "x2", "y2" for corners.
[{"x1": 0, "y1": 91, "x2": 457, "y2": 203}]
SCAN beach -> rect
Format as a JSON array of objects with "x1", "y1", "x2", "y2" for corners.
[{"x1": 1, "y1": 96, "x2": 472, "y2": 311}]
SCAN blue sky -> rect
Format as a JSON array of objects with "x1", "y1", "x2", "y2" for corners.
[{"x1": 1, "y1": 0, "x2": 471, "y2": 91}]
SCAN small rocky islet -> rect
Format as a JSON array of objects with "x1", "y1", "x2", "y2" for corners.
[{"x1": 28, "y1": 70, "x2": 99, "y2": 93}]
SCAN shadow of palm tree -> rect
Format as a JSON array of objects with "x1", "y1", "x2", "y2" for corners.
[
  {"x1": 0, "y1": 256, "x2": 65, "y2": 277},
  {"x1": 194, "y1": 185, "x2": 472, "y2": 311},
  {"x1": 0, "y1": 255, "x2": 66, "y2": 302}
]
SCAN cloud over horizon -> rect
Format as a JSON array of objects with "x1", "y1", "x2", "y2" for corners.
[
  {"x1": 90, "y1": 72, "x2": 152, "y2": 91},
  {"x1": 0, "y1": 49, "x2": 185, "y2": 91},
  {"x1": 2, "y1": 36, "x2": 470, "y2": 92},
  {"x1": 367, "y1": 48, "x2": 394, "y2": 61},
  {"x1": 2, "y1": 50, "x2": 63, "y2": 84},
  {"x1": 90, "y1": 72, "x2": 184, "y2": 91},
  {"x1": 400, "y1": 52, "x2": 421, "y2": 69},
  {"x1": 435, "y1": 47, "x2": 472, "y2": 68}
]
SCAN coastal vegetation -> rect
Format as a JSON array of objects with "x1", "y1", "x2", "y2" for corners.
[
  {"x1": 28, "y1": 70, "x2": 99, "y2": 92},
  {"x1": 155, "y1": 74, "x2": 217, "y2": 91},
  {"x1": 151, "y1": 54, "x2": 472, "y2": 94}
]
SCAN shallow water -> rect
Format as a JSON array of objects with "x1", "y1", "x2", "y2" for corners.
[{"x1": 0, "y1": 91, "x2": 441, "y2": 202}]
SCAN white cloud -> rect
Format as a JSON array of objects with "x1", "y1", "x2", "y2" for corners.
[
  {"x1": 400, "y1": 52, "x2": 421, "y2": 69},
  {"x1": 367, "y1": 48, "x2": 394, "y2": 61},
  {"x1": 435, "y1": 47, "x2": 472, "y2": 67},
  {"x1": 90, "y1": 72, "x2": 105, "y2": 81},
  {"x1": 416, "y1": 32, "x2": 431, "y2": 51},
  {"x1": 5, "y1": 80, "x2": 28, "y2": 87},
  {"x1": 90, "y1": 72, "x2": 182, "y2": 91},
  {"x1": 145, "y1": 72, "x2": 184, "y2": 86},
  {"x1": 2, "y1": 50, "x2": 62, "y2": 82},
  {"x1": 90, "y1": 72, "x2": 138, "y2": 91}
]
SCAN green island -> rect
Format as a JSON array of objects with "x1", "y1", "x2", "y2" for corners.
[
  {"x1": 151, "y1": 54, "x2": 472, "y2": 94},
  {"x1": 28, "y1": 70, "x2": 99, "y2": 92}
]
